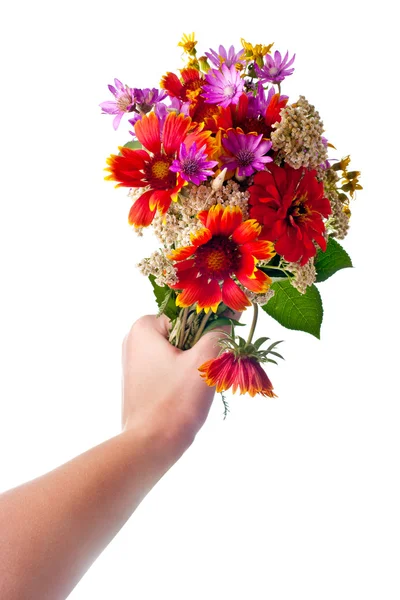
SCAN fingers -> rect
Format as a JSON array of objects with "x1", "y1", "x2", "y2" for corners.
[{"x1": 122, "y1": 314, "x2": 173, "y2": 358}]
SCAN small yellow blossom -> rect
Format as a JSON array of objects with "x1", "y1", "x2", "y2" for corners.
[
  {"x1": 241, "y1": 38, "x2": 274, "y2": 66},
  {"x1": 332, "y1": 155, "x2": 351, "y2": 172},
  {"x1": 178, "y1": 32, "x2": 197, "y2": 56},
  {"x1": 341, "y1": 172, "x2": 363, "y2": 197}
]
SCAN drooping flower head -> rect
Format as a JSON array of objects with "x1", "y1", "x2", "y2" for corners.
[
  {"x1": 255, "y1": 50, "x2": 295, "y2": 84},
  {"x1": 205, "y1": 44, "x2": 245, "y2": 69},
  {"x1": 199, "y1": 352, "x2": 276, "y2": 397},
  {"x1": 105, "y1": 111, "x2": 215, "y2": 227},
  {"x1": 220, "y1": 129, "x2": 273, "y2": 177},
  {"x1": 170, "y1": 143, "x2": 218, "y2": 185},
  {"x1": 100, "y1": 78, "x2": 135, "y2": 130},
  {"x1": 168, "y1": 204, "x2": 275, "y2": 313},
  {"x1": 202, "y1": 64, "x2": 244, "y2": 108},
  {"x1": 198, "y1": 329, "x2": 282, "y2": 397},
  {"x1": 249, "y1": 163, "x2": 332, "y2": 265}
]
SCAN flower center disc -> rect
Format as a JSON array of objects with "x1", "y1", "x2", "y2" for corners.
[
  {"x1": 289, "y1": 193, "x2": 310, "y2": 221},
  {"x1": 117, "y1": 93, "x2": 132, "y2": 111},
  {"x1": 145, "y1": 154, "x2": 176, "y2": 190},
  {"x1": 224, "y1": 84, "x2": 235, "y2": 98},
  {"x1": 195, "y1": 235, "x2": 240, "y2": 279},
  {"x1": 236, "y1": 148, "x2": 256, "y2": 167}
]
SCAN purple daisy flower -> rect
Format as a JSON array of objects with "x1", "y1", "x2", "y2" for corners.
[
  {"x1": 247, "y1": 84, "x2": 275, "y2": 119},
  {"x1": 220, "y1": 130, "x2": 273, "y2": 177},
  {"x1": 128, "y1": 97, "x2": 189, "y2": 137},
  {"x1": 202, "y1": 64, "x2": 245, "y2": 108},
  {"x1": 255, "y1": 51, "x2": 296, "y2": 84},
  {"x1": 170, "y1": 143, "x2": 218, "y2": 185},
  {"x1": 247, "y1": 83, "x2": 289, "y2": 119},
  {"x1": 99, "y1": 78, "x2": 135, "y2": 130},
  {"x1": 132, "y1": 87, "x2": 167, "y2": 114},
  {"x1": 205, "y1": 45, "x2": 245, "y2": 69}
]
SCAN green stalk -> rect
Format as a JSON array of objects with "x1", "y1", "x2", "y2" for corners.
[
  {"x1": 247, "y1": 303, "x2": 258, "y2": 345},
  {"x1": 192, "y1": 310, "x2": 212, "y2": 346},
  {"x1": 177, "y1": 307, "x2": 189, "y2": 349}
]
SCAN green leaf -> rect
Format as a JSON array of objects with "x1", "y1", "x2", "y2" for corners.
[
  {"x1": 123, "y1": 139, "x2": 142, "y2": 150},
  {"x1": 314, "y1": 238, "x2": 353, "y2": 282},
  {"x1": 262, "y1": 280, "x2": 323, "y2": 339},
  {"x1": 148, "y1": 275, "x2": 179, "y2": 321},
  {"x1": 204, "y1": 317, "x2": 245, "y2": 333}
]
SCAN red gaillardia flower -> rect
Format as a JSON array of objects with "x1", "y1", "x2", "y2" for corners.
[
  {"x1": 198, "y1": 324, "x2": 283, "y2": 397},
  {"x1": 168, "y1": 204, "x2": 275, "y2": 313},
  {"x1": 104, "y1": 111, "x2": 215, "y2": 227},
  {"x1": 249, "y1": 163, "x2": 332, "y2": 265},
  {"x1": 199, "y1": 352, "x2": 276, "y2": 397}
]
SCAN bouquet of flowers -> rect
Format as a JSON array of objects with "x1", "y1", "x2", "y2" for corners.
[{"x1": 101, "y1": 33, "x2": 361, "y2": 410}]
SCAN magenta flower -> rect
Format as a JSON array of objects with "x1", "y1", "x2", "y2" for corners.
[
  {"x1": 132, "y1": 88, "x2": 167, "y2": 113},
  {"x1": 99, "y1": 78, "x2": 135, "y2": 130},
  {"x1": 170, "y1": 143, "x2": 218, "y2": 185},
  {"x1": 202, "y1": 64, "x2": 244, "y2": 108},
  {"x1": 220, "y1": 130, "x2": 273, "y2": 177},
  {"x1": 128, "y1": 97, "x2": 190, "y2": 137},
  {"x1": 255, "y1": 51, "x2": 295, "y2": 84},
  {"x1": 205, "y1": 45, "x2": 245, "y2": 69}
]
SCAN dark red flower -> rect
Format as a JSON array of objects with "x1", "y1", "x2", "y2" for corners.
[{"x1": 249, "y1": 163, "x2": 331, "y2": 265}]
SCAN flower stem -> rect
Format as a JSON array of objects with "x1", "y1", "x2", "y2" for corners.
[
  {"x1": 247, "y1": 303, "x2": 258, "y2": 345},
  {"x1": 177, "y1": 307, "x2": 189, "y2": 349},
  {"x1": 192, "y1": 311, "x2": 212, "y2": 345}
]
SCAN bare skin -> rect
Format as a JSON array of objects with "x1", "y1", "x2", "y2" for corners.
[{"x1": 0, "y1": 314, "x2": 229, "y2": 600}]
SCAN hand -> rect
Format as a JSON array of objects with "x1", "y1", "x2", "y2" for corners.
[{"x1": 121, "y1": 314, "x2": 230, "y2": 451}]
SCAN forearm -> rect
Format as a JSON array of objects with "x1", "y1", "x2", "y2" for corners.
[{"x1": 0, "y1": 421, "x2": 190, "y2": 600}]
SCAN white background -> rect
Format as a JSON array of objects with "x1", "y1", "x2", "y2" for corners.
[{"x1": 1, "y1": 1, "x2": 399, "y2": 598}]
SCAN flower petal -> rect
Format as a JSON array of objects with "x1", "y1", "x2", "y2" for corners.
[
  {"x1": 235, "y1": 252, "x2": 256, "y2": 278},
  {"x1": 232, "y1": 219, "x2": 262, "y2": 244},
  {"x1": 134, "y1": 112, "x2": 161, "y2": 154},
  {"x1": 128, "y1": 190, "x2": 156, "y2": 227},
  {"x1": 235, "y1": 269, "x2": 271, "y2": 293},
  {"x1": 149, "y1": 190, "x2": 172, "y2": 213},
  {"x1": 162, "y1": 112, "x2": 192, "y2": 156},
  {"x1": 190, "y1": 227, "x2": 212, "y2": 247},
  {"x1": 205, "y1": 204, "x2": 224, "y2": 235},
  {"x1": 176, "y1": 283, "x2": 202, "y2": 308},
  {"x1": 220, "y1": 206, "x2": 243, "y2": 236},
  {"x1": 241, "y1": 240, "x2": 275, "y2": 260},
  {"x1": 195, "y1": 278, "x2": 222, "y2": 313},
  {"x1": 168, "y1": 245, "x2": 196, "y2": 261},
  {"x1": 221, "y1": 277, "x2": 252, "y2": 311}
]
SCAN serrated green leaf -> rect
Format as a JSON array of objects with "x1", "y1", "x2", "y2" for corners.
[
  {"x1": 314, "y1": 238, "x2": 353, "y2": 282},
  {"x1": 148, "y1": 275, "x2": 179, "y2": 321},
  {"x1": 262, "y1": 280, "x2": 323, "y2": 339}
]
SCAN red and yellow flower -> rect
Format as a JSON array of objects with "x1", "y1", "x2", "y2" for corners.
[
  {"x1": 105, "y1": 111, "x2": 215, "y2": 227},
  {"x1": 199, "y1": 352, "x2": 276, "y2": 397},
  {"x1": 168, "y1": 204, "x2": 275, "y2": 313},
  {"x1": 249, "y1": 163, "x2": 332, "y2": 265}
]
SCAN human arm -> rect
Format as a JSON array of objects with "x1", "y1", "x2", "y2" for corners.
[{"x1": 0, "y1": 314, "x2": 225, "y2": 600}]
